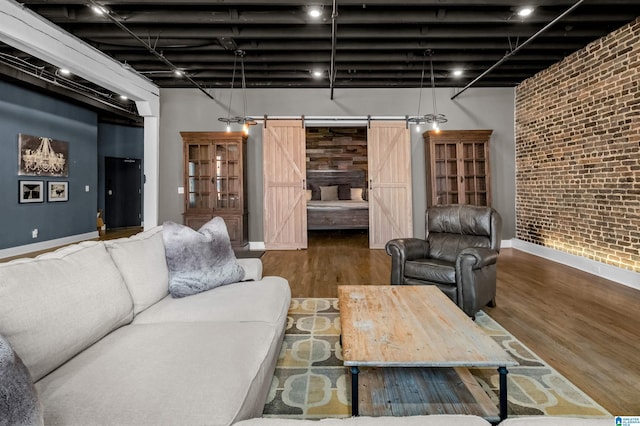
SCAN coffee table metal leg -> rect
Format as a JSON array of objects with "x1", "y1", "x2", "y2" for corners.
[
  {"x1": 350, "y1": 366, "x2": 360, "y2": 416},
  {"x1": 498, "y1": 366, "x2": 509, "y2": 420}
]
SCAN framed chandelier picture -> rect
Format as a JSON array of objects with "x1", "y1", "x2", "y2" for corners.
[{"x1": 18, "y1": 133, "x2": 69, "y2": 177}]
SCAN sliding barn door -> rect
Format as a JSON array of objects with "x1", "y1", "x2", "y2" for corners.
[
  {"x1": 263, "y1": 119, "x2": 307, "y2": 250},
  {"x1": 367, "y1": 121, "x2": 413, "y2": 249}
]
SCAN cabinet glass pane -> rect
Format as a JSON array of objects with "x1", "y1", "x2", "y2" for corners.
[
  {"x1": 189, "y1": 194, "x2": 210, "y2": 209},
  {"x1": 212, "y1": 142, "x2": 242, "y2": 210},
  {"x1": 186, "y1": 143, "x2": 212, "y2": 210},
  {"x1": 188, "y1": 145, "x2": 199, "y2": 160}
]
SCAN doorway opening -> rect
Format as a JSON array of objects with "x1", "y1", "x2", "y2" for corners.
[
  {"x1": 104, "y1": 156, "x2": 142, "y2": 230},
  {"x1": 305, "y1": 127, "x2": 369, "y2": 248}
]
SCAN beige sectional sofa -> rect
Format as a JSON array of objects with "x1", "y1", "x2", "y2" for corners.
[
  {"x1": 236, "y1": 417, "x2": 614, "y2": 426},
  {"x1": 0, "y1": 226, "x2": 613, "y2": 426},
  {"x1": 0, "y1": 226, "x2": 291, "y2": 426}
]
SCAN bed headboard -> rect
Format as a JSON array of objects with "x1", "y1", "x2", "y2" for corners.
[{"x1": 306, "y1": 169, "x2": 367, "y2": 200}]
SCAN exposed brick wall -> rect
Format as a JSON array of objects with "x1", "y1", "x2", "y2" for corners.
[
  {"x1": 515, "y1": 17, "x2": 640, "y2": 272},
  {"x1": 306, "y1": 127, "x2": 367, "y2": 173}
]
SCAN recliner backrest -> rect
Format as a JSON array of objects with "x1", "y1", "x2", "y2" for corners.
[{"x1": 426, "y1": 205, "x2": 501, "y2": 262}]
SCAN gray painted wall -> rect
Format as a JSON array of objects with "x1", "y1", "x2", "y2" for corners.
[
  {"x1": 159, "y1": 87, "x2": 516, "y2": 241},
  {"x1": 97, "y1": 123, "x2": 144, "y2": 218},
  {"x1": 0, "y1": 80, "x2": 98, "y2": 249}
]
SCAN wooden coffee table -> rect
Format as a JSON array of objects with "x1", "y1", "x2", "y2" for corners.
[{"x1": 338, "y1": 285, "x2": 518, "y2": 422}]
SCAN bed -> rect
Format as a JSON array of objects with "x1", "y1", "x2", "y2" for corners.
[{"x1": 306, "y1": 169, "x2": 369, "y2": 230}]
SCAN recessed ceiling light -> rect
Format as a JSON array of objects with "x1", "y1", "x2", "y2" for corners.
[
  {"x1": 174, "y1": 69, "x2": 184, "y2": 77},
  {"x1": 307, "y1": 5, "x2": 323, "y2": 18},
  {"x1": 452, "y1": 69, "x2": 463, "y2": 77},
  {"x1": 517, "y1": 7, "x2": 534, "y2": 17},
  {"x1": 59, "y1": 68, "x2": 71, "y2": 75},
  {"x1": 312, "y1": 70, "x2": 323, "y2": 78},
  {"x1": 119, "y1": 95, "x2": 128, "y2": 100}
]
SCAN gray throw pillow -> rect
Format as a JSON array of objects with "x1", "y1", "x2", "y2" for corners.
[
  {"x1": 162, "y1": 217, "x2": 245, "y2": 298},
  {"x1": 0, "y1": 335, "x2": 43, "y2": 426}
]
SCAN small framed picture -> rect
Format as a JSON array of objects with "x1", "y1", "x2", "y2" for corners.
[
  {"x1": 48, "y1": 181, "x2": 69, "y2": 202},
  {"x1": 19, "y1": 180, "x2": 44, "y2": 203}
]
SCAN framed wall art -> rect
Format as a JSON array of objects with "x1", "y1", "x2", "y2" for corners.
[
  {"x1": 18, "y1": 133, "x2": 69, "y2": 177},
  {"x1": 19, "y1": 180, "x2": 44, "y2": 203},
  {"x1": 48, "y1": 181, "x2": 69, "y2": 202}
]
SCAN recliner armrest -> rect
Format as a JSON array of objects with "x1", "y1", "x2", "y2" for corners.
[
  {"x1": 385, "y1": 238, "x2": 429, "y2": 261},
  {"x1": 386, "y1": 238, "x2": 430, "y2": 285},
  {"x1": 458, "y1": 247, "x2": 499, "y2": 269}
]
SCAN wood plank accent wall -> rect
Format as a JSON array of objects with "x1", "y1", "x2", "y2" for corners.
[
  {"x1": 306, "y1": 127, "x2": 368, "y2": 174},
  {"x1": 515, "y1": 17, "x2": 640, "y2": 272}
]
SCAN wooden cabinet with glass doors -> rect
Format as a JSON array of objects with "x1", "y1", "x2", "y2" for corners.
[
  {"x1": 181, "y1": 132, "x2": 248, "y2": 249},
  {"x1": 423, "y1": 130, "x2": 492, "y2": 206}
]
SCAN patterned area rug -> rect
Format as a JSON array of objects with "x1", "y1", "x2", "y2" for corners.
[{"x1": 263, "y1": 298, "x2": 610, "y2": 419}]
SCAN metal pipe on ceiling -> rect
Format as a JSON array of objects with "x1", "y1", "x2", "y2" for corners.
[
  {"x1": 87, "y1": 0, "x2": 214, "y2": 100},
  {"x1": 450, "y1": 0, "x2": 585, "y2": 100},
  {"x1": 329, "y1": 0, "x2": 338, "y2": 100}
]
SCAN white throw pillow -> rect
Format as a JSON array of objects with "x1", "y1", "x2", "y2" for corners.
[
  {"x1": 351, "y1": 188, "x2": 364, "y2": 201},
  {"x1": 319, "y1": 185, "x2": 338, "y2": 201}
]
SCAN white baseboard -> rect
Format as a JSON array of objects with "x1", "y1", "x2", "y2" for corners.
[
  {"x1": 249, "y1": 241, "x2": 266, "y2": 251},
  {"x1": 511, "y1": 239, "x2": 640, "y2": 291},
  {"x1": 0, "y1": 231, "x2": 99, "y2": 260},
  {"x1": 501, "y1": 239, "x2": 513, "y2": 248}
]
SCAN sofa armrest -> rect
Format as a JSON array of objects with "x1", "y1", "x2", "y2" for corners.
[{"x1": 237, "y1": 258, "x2": 263, "y2": 281}]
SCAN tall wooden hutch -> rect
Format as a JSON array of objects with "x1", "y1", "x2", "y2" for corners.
[
  {"x1": 181, "y1": 131, "x2": 248, "y2": 249},
  {"x1": 423, "y1": 130, "x2": 492, "y2": 207}
]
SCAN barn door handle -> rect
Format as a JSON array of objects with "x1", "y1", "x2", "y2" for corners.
[
  {"x1": 369, "y1": 179, "x2": 372, "y2": 190},
  {"x1": 302, "y1": 179, "x2": 306, "y2": 190}
]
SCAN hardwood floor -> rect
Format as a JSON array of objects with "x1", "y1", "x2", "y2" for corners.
[
  {"x1": 0, "y1": 227, "x2": 142, "y2": 262},
  {"x1": 262, "y1": 230, "x2": 640, "y2": 415}
]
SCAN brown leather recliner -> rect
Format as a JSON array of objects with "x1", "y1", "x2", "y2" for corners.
[{"x1": 385, "y1": 204, "x2": 502, "y2": 318}]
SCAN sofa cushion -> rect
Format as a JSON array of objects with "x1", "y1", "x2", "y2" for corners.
[
  {"x1": 0, "y1": 242, "x2": 133, "y2": 381},
  {"x1": 235, "y1": 415, "x2": 492, "y2": 425},
  {"x1": 35, "y1": 321, "x2": 284, "y2": 426},
  {"x1": 133, "y1": 276, "x2": 291, "y2": 326},
  {"x1": 105, "y1": 226, "x2": 169, "y2": 315},
  {"x1": 237, "y1": 258, "x2": 263, "y2": 282},
  {"x1": 163, "y1": 217, "x2": 245, "y2": 298},
  {"x1": 0, "y1": 334, "x2": 43, "y2": 426}
]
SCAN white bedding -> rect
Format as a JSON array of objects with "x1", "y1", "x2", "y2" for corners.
[{"x1": 307, "y1": 200, "x2": 369, "y2": 210}]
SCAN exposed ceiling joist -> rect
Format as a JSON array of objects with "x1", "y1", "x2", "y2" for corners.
[{"x1": 1, "y1": 1, "x2": 638, "y2": 91}]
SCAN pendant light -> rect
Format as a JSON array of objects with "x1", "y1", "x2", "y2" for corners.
[
  {"x1": 218, "y1": 50, "x2": 256, "y2": 134},
  {"x1": 407, "y1": 50, "x2": 447, "y2": 133}
]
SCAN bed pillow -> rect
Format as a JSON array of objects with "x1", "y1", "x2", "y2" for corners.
[
  {"x1": 305, "y1": 189, "x2": 312, "y2": 201},
  {"x1": 162, "y1": 217, "x2": 245, "y2": 298},
  {"x1": 0, "y1": 335, "x2": 43, "y2": 426},
  {"x1": 337, "y1": 184, "x2": 351, "y2": 200},
  {"x1": 351, "y1": 187, "x2": 364, "y2": 201},
  {"x1": 319, "y1": 185, "x2": 339, "y2": 201}
]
